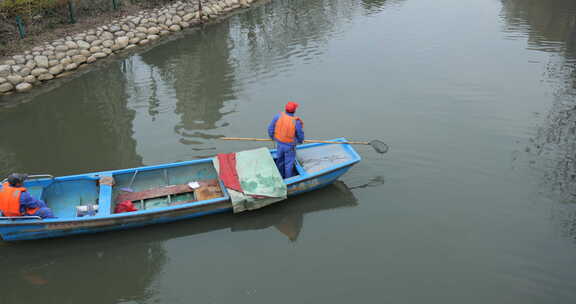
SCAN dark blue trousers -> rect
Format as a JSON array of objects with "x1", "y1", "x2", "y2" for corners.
[{"x1": 275, "y1": 142, "x2": 297, "y2": 179}]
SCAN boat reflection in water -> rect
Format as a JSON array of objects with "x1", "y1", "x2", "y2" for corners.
[
  {"x1": 232, "y1": 180, "x2": 358, "y2": 241},
  {"x1": 0, "y1": 181, "x2": 358, "y2": 304}
]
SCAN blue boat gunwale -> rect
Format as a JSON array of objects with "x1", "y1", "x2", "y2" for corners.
[{"x1": 0, "y1": 138, "x2": 361, "y2": 226}]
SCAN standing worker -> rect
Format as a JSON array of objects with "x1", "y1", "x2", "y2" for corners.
[
  {"x1": 268, "y1": 101, "x2": 305, "y2": 178},
  {"x1": 0, "y1": 173, "x2": 55, "y2": 219}
]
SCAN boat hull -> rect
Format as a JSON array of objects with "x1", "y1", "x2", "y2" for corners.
[{"x1": 0, "y1": 164, "x2": 354, "y2": 241}]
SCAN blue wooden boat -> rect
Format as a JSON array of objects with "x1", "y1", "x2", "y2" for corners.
[{"x1": 0, "y1": 138, "x2": 360, "y2": 241}]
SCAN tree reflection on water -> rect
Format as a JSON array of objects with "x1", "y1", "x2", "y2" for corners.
[{"x1": 502, "y1": 0, "x2": 576, "y2": 240}]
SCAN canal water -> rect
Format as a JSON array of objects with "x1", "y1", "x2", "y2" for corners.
[{"x1": 1, "y1": 0, "x2": 576, "y2": 302}]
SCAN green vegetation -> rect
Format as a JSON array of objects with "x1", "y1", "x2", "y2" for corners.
[{"x1": 0, "y1": 0, "x2": 65, "y2": 18}]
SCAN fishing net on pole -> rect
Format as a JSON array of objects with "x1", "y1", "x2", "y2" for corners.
[{"x1": 368, "y1": 140, "x2": 389, "y2": 154}]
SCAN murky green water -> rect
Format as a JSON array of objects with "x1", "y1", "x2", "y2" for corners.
[{"x1": 2, "y1": 0, "x2": 576, "y2": 303}]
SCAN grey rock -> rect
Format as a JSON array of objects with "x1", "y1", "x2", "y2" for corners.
[
  {"x1": 25, "y1": 60, "x2": 36, "y2": 69},
  {"x1": 102, "y1": 40, "x2": 114, "y2": 48},
  {"x1": 147, "y1": 27, "x2": 160, "y2": 35},
  {"x1": 31, "y1": 68, "x2": 48, "y2": 77},
  {"x1": 129, "y1": 37, "x2": 141, "y2": 44},
  {"x1": 34, "y1": 56, "x2": 48, "y2": 68},
  {"x1": 7, "y1": 75, "x2": 23, "y2": 85},
  {"x1": 55, "y1": 52, "x2": 66, "y2": 60},
  {"x1": 139, "y1": 39, "x2": 150, "y2": 45},
  {"x1": 180, "y1": 21, "x2": 190, "y2": 28},
  {"x1": 15, "y1": 82, "x2": 32, "y2": 92},
  {"x1": 72, "y1": 55, "x2": 87, "y2": 64},
  {"x1": 0, "y1": 65, "x2": 11, "y2": 77},
  {"x1": 38, "y1": 73, "x2": 54, "y2": 81},
  {"x1": 136, "y1": 26, "x2": 147, "y2": 33},
  {"x1": 173, "y1": 15, "x2": 182, "y2": 23},
  {"x1": 18, "y1": 67, "x2": 31, "y2": 77},
  {"x1": 126, "y1": 32, "x2": 136, "y2": 39},
  {"x1": 87, "y1": 56, "x2": 97, "y2": 64},
  {"x1": 77, "y1": 40, "x2": 90, "y2": 50},
  {"x1": 100, "y1": 31, "x2": 114, "y2": 40},
  {"x1": 65, "y1": 41, "x2": 78, "y2": 49},
  {"x1": 0, "y1": 77, "x2": 5, "y2": 84},
  {"x1": 160, "y1": 30, "x2": 171, "y2": 36},
  {"x1": 0, "y1": 82, "x2": 14, "y2": 93},
  {"x1": 49, "y1": 64, "x2": 63, "y2": 75},
  {"x1": 85, "y1": 35, "x2": 98, "y2": 42},
  {"x1": 148, "y1": 35, "x2": 160, "y2": 41},
  {"x1": 91, "y1": 40, "x2": 102, "y2": 47},
  {"x1": 94, "y1": 52, "x2": 107, "y2": 58},
  {"x1": 114, "y1": 31, "x2": 127, "y2": 37},
  {"x1": 11, "y1": 65, "x2": 21, "y2": 73},
  {"x1": 49, "y1": 60, "x2": 59, "y2": 67},
  {"x1": 125, "y1": 45, "x2": 137, "y2": 50},
  {"x1": 90, "y1": 46, "x2": 102, "y2": 53},
  {"x1": 13, "y1": 55, "x2": 26, "y2": 64},
  {"x1": 65, "y1": 63, "x2": 78, "y2": 71},
  {"x1": 116, "y1": 37, "x2": 130, "y2": 49},
  {"x1": 80, "y1": 50, "x2": 92, "y2": 57},
  {"x1": 103, "y1": 48, "x2": 112, "y2": 55},
  {"x1": 25, "y1": 55, "x2": 33, "y2": 60},
  {"x1": 24, "y1": 75, "x2": 36, "y2": 83},
  {"x1": 66, "y1": 49, "x2": 79, "y2": 57},
  {"x1": 60, "y1": 57, "x2": 72, "y2": 65},
  {"x1": 122, "y1": 24, "x2": 131, "y2": 32},
  {"x1": 136, "y1": 32, "x2": 147, "y2": 39},
  {"x1": 41, "y1": 50, "x2": 54, "y2": 56},
  {"x1": 169, "y1": 25, "x2": 182, "y2": 32},
  {"x1": 183, "y1": 13, "x2": 195, "y2": 22}
]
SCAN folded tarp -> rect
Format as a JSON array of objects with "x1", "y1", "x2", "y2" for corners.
[{"x1": 213, "y1": 147, "x2": 287, "y2": 213}]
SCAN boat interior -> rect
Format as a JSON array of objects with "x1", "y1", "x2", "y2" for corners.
[{"x1": 16, "y1": 141, "x2": 356, "y2": 220}]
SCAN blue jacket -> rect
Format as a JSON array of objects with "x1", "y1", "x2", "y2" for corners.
[{"x1": 268, "y1": 112, "x2": 305, "y2": 146}]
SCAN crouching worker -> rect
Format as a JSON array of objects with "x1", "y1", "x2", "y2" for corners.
[{"x1": 0, "y1": 173, "x2": 55, "y2": 219}]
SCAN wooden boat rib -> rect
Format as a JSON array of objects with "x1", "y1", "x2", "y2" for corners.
[{"x1": 0, "y1": 138, "x2": 361, "y2": 241}]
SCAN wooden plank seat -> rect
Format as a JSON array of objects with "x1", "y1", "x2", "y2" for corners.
[{"x1": 115, "y1": 179, "x2": 222, "y2": 204}]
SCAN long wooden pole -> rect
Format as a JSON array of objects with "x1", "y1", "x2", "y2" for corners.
[{"x1": 220, "y1": 137, "x2": 371, "y2": 145}]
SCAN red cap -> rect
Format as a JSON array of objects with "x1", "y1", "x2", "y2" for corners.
[{"x1": 285, "y1": 101, "x2": 299, "y2": 113}]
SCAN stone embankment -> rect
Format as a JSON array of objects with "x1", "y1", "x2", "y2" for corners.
[{"x1": 0, "y1": 0, "x2": 255, "y2": 95}]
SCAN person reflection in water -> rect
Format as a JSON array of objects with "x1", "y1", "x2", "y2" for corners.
[
  {"x1": 268, "y1": 101, "x2": 305, "y2": 179},
  {"x1": 0, "y1": 173, "x2": 55, "y2": 219}
]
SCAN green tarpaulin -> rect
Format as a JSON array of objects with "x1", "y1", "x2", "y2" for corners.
[{"x1": 213, "y1": 147, "x2": 287, "y2": 213}]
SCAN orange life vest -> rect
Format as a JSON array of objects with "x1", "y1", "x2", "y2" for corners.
[
  {"x1": 0, "y1": 182, "x2": 26, "y2": 216},
  {"x1": 274, "y1": 112, "x2": 303, "y2": 144},
  {"x1": 0, "y1": 182, "x2": 39, "y2": 217}
]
